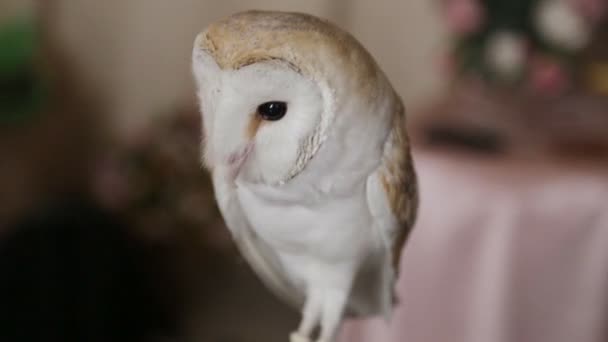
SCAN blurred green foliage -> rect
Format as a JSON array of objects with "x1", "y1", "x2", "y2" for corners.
[{"x1": 0, "y1": 16, "x2": 48, "y2": 124}]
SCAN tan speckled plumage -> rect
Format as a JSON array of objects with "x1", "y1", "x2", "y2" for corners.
[{"x1": 379, "y1": 101, "x2": 419, "y2": 269}]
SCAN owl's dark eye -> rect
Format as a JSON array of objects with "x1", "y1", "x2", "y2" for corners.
[{"x1": 257, "y1": 101, "x2": 287, "y2": 121}]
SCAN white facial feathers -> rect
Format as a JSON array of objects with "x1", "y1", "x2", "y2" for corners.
[
  {"x1": 193, "y1": 51, "x2": 325, "y2": 184},
  {"x1": 192, "y1": 10, "x2": 394, "y2": 185}
]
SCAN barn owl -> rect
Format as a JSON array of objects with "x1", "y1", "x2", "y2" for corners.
[{"x1": 192, "y1": 10, "x2": 418, "y2": 342}]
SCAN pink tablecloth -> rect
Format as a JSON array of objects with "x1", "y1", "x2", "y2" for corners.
[{"x1": 340, "y1": 150, "x2": 608, "y2": 342}]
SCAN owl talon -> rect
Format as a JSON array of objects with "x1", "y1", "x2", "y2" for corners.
[{"x1": 290, "y1": 332, "x2": 312, "y2": 342}]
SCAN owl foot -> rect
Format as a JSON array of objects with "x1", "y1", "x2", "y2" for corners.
[{"x1": 290, "y1": 332, "x2": 312, "y2": 342}]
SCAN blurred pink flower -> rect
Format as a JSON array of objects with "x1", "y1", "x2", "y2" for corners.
[
  {"x1": 569, "y1": 0, "x2": 607, "y2": 21},
  {"x1": 529, "y1": 56, "x2": 570, "y2": 96},
  {"x1": 444, "y1": 0, "x2": 485, "y2": 34}
]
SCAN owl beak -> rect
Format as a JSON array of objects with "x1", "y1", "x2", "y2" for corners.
[{"x1": 226, "y1": 143, "x2": 253, "y2": 178}]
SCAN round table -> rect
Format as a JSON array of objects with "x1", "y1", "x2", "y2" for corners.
[{"x1": 340, "y1": 149, "x2": 608, "y2": 342}]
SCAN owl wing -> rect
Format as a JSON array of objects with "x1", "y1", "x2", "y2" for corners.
[
  {"x1": 365, "y1": 100, "x2": 418, "y2": 318},
  {"x1": 211, "y1": 168, "x2": 304, "y2": 309}
]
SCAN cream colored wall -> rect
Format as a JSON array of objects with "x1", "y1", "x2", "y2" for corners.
[
  {"x1": 349, "y1": 0, "x2": 446, "y2": 107},
  {"x1": 45, "y1": 1, "x2": 446, "y2": 134}
]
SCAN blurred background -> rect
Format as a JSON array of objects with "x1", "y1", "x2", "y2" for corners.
[{"x1": 0, "y1": 0, "x2": 606, "y2": 342}]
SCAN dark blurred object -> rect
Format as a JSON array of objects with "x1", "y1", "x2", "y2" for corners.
[
  {"x1": 90, "y1": 107, "x2": 232, "y2": 253},
  {"x1": 424, "y1": 123, "x2": 505, "y2": 154},
  {"x1": 0, "y1": 198, "x2": 177, "y2": 342},
  {"x1": 88, "y1": 107, "x2": 242, "y2": 337}
]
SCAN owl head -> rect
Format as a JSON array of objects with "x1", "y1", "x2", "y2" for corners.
[{"x1": 193, "y1": 10, "x2": 397, "y2": 185}]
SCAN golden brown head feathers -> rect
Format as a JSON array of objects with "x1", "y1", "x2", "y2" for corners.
[{"x1": 195, "y1": 10, "x2": 382, "y2": 97}]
